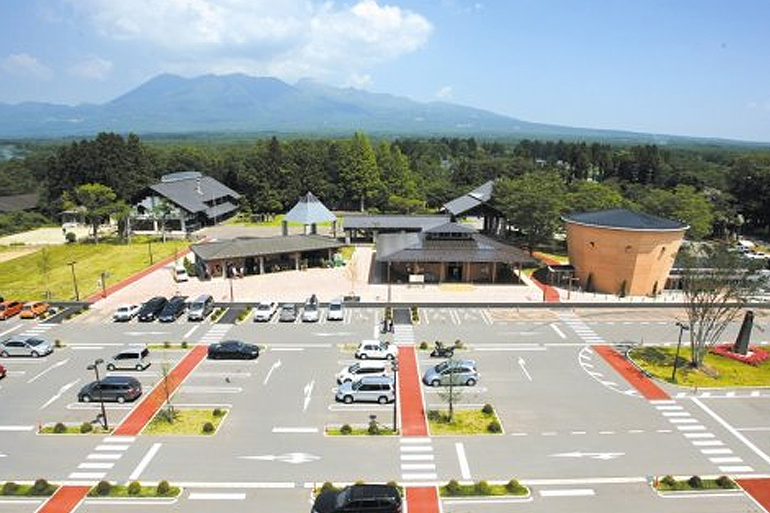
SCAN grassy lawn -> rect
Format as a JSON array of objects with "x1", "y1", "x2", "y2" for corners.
[
  {"x1": 1, "y1": 481, "x2": 59, "y2": 496},
  {"x1": 88, "y1": 483, "x2": 181, "y2": 498},
  {"x1": 428, "y1": 408, "x2": 502, "y2": 435},
  {"x1": 326, "y1": 425, "x2": 398, "y2": 436},
  {"x1": 630, "y1": 345, "x2": 770, "y2": 387},
  {"x1": 656, "y1": 476, "x2": 736, "y2": 492},
  {"x1": 143, "y1": 408, "x2": 227, "y2": 435},
  {"x1": 0, "y1": 239, "x2": 185, "y2": 301},
  {"x1": 39, "y1": 423, "x2": 111, "y2": 435},
  {"x1": 440, "y1": 480, "x2": 528, "y2": 497}
]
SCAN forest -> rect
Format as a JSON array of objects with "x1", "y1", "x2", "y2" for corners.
[{"x1": 1, "y1": 133, "x2": 769, "y2": 245}]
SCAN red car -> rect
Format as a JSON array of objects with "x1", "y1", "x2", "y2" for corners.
[{"x1": 0, "y1": 363, "x2": 6, "y2": 379}]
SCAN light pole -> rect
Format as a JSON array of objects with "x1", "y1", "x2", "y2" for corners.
[
  {"x1": 671, "y1": 321, "x2": 690, "y2": 382},
  {"x1": 148, "y1": 239, "x2": 154, "y2": 265},
  {"x1": 391, "y1": 358, "x2": 399, "y2": 432},
  {"x1": 68, "y1": 261, "x2": 80, "y2": 301},
  {"x1": 87, "y1": 358, "x2": 108, "y2": 430}
]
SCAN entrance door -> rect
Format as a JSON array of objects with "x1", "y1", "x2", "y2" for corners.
[{"x1": 446, "y1": 263, "x2": 463, "y2": 282}]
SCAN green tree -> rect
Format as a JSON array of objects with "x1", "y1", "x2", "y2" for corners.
[
  {"x1": 638, "y1": 185, "x2": 714, "y2": 239},
  {"x1": 340, "y1": 132, "x2": 381, "y2": 211},
  {"x1": 63, "y1": 183, "x2": 126, "y2": 243},
  {"x1": 493, "y1": 171, "x2": 567, "y2": 252},
  {"x1": 728, "y1": 155, "x2": 770, "y2": 231},
  {"x1": 565, "y1": 181, "x2": 625, "y2": 213}
]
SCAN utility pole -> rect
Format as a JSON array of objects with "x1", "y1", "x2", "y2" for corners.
[
  {"x1": 68, "y1": 261, "x2": 80, "y2": 301},
  {"x1": 671, "y1": 321, "x2": 690, "y2": 382}
]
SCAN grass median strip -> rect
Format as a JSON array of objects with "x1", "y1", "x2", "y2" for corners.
[
  {"x1": 428, "y1": 405, "x2": 503, "y2": 435},
  {"x1": 143, "y1": 408, "x2": 227, "y2": 435},
  {"x1": 88, "y1": 481, "x2": 180, "y2": 498},
  {"x1": 655, "y1": 475, "x2": 736, "y2": 492},
  {"x1": 39, "y1": 422, "x2": 111, "y2": 435},
  {"x1": 440, "y1": 479, "x2": 528, "y2": 497},
  {"x1": 1, "y1": 480, "x2": 59, "y2": 496},
  {"x1": 630, "y1": 345, "x2": 770, "y2": 387}
]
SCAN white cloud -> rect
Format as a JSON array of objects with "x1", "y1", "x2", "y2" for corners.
[
  {"x1": 436, "y1": 85, "x2": 453, "y2": 100},
  {"x1": 69, "y1": 56, "x2": 113, "y2": 80},
  {"x1": 69, "y1": 0, "x2": 432, "y2": 83},
  {"x1": 344, "y1": 72, "x2": 373, "y2": 89},
  {"x1": 1, "y1": 53, "x2": 53, "y2": 79}
]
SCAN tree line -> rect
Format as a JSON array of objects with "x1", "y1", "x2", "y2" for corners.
[{"x1": 1, "y1": 132, "x2": 770, "y2": 243}]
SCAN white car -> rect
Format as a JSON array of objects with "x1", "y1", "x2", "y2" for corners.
[
  {"x1": 336, "y1": 361, "x2": 388, "y2": 384},
  {"x1": 327, "y1": 299, "x2": 344, "y2": 321},
  {"x1": 253, "y1": 302, "x2": 278, "y2": 322},
  {"x1": 113, "y1": 304, "x2": 141, "y2": 322},
  {"x1": 302, "y1": 295, "x2": 320, "y2": 322},
  {"x1": 355, "y1": 340, "x2": 398, "y2": 360}
]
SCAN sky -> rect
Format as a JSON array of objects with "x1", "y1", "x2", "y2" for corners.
[{"x1": 1, "y1": 0, "x2": 769, "y2": 142}]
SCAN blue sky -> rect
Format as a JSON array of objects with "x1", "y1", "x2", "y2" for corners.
[{"x1": 1, "y1": 0, "x2": 768, "y2": 141}]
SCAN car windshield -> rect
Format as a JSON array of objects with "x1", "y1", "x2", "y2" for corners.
[
  {"x1": 330, "y1": 303, "x2": 341, "y2": 311},
  {"x1": 28, "y1": 339, "x2": 43, "y2": 346},
  {"x1": 282, "y1": 305, "x2": 294, "y2": 312},
  {"x1": 348, "y1": 363, "x2": 360, "y2": 373},
  {"x1": 335, "y1": 488, "x2": 351, "y2": 507},
  {"x1": 435, "y1": 361, "x2": 450, "y2": 372},
  {"x1": 257, "y1": 304, "x2": 271, "y2": 311},
  {"x1": 305, "y1": 304, "x2": 317, "y2": 311}
]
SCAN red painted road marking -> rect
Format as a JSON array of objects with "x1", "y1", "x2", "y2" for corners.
[
  {"x1": 114, "y1": 345, "x2": 207, "y2": 436},
  {"x1": 531, "y1": 251, "x2": 561, "y2": 303},
  {"x1": 398, "y1": 346, "x2": 428, "y2": 437},
  {"x1": 738, "y1": 478, "x2": 770, "y2": 512},
  {"x1": 35, "y1": 485, "x2": 89, "y2": 513},
  {"x1": 405, "y1": 486, "x2": 440, "y2": 513},
  {"x1": 594, "y1": 345, "x2": 670, "y2": 400}
]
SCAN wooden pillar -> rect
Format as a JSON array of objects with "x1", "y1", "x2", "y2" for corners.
[
  {"x1": 282, "y1": 220, "x2": 288, "y2": 236},
  {"x1": 259, "y1": 256, "x2": 265, "y2": 274},
  {"x1": 492, "y1": 261, "x2": 498, "y2": 283}
]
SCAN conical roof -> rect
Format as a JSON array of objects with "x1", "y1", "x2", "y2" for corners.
[{"x1": 284, "y1": 192, "x2": 336, "y2": 224}]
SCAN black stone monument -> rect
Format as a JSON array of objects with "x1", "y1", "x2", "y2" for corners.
[{"x1": 733, "y1": 310, "x2": 754, "y2": 355}]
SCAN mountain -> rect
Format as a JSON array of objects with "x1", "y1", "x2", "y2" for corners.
[{"x1": 0, "y1": 73, "x2": 747, "y2": 143}]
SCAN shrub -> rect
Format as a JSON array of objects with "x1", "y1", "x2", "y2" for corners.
[
  {"x1": 474, "y1": 480, "x2": 491, "y2": 495},
  {"x1": 95, "y1": 480, "x2": 112, "y2": 496},
  {"x1": 367, "y1": 420, "x2": 381, "y2": 435},
  {"x1": 481, "y1": 404, "x2": 494, "y2": 415},
  {"x1": 660, "y1": 475, "x2": 677, "y2": 488},
  {"x1": 319, "y1": 482, "x2": 337, "y2": 494},
  {"x1": 419, "y1": 341, "x2": 428, "y2": 350},
  {"x1": 80, "y1": 422, "x2": 93, "y2": 434},
  {"x1": 444, "y1": 479, "x2": 461, "y2": 496},
  {"x1": 340, "y1": 424, "x2": 352, "y2": 435},
  {"x1": 427, "y1": 410, "x2": 442, "y2": 421},
  {"x1": 181, "y1": 341, "x2": 188, "y2": 349},
  {"x1": 202, "y1": 422, "x2": 215, "y2": 434},
  {"x1": 213, "y1": 408, "x2": 224, "y2": 417},
  {"x1": 2, "y1": 481, "x2": 19, "y2": 495},
  {"x1": 487, "y1": 420, "x2": 502, "y2": 433},
  {"x1": 386, "y1": 481, "x2": 398, "y2": 490},
  {"x1": 127, "y1": 481, "x2": 142, "y2": 496},
  {"x1": 453, "y1": 339, "x2": 465, "y2": 349},
  {"x1": 687, "y1": 475, "x2": 703, "y2": 489},
  {"x1": 31, "y1": 479, "x2": 50, "y2": 495},
  {"x1": 156, "y1": 480, "x2": 170, "y2": 495},
  {"x1": 54, "y1": 339, "x2": 63, "y2": 348},
  {"x1": 506, "y1": 479, "x2": 524, "y2": 494},
  {"x1": 65, "y1": 232, "x2": 76, "y2": 243},
  {"x1": 53, "y1": 422, "x2": 66, "y2": 434},
  {"x1": 715, "y1": 475, "x2": 733, "y2": 489},
  {"x1": 163, "y1": 341, "x2": 171, "y2": 349}
]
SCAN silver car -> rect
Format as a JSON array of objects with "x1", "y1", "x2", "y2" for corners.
[
  {"x1": 327, "y1": 299, "x2": 344, "y2": 321},
  {"x1": 335, "y1": 375, "x2": 395, "y2": 404},
  {"x1": 302, "y1": 295, "x2": 320, "y2": 322},
  {"x1": 422, "y1": 359, "x2": 479, "y2": 387},
  {"x1": 0, "y1": 336, "x2": 54, "y2": 358}
]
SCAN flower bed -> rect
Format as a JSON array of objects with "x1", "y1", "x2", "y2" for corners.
[{"x1": 710, "y1": 344, "x2": 770, "y2": 366}]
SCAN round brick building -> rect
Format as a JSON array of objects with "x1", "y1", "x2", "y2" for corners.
[{"x1": 563, "y1": 209, "x2": 688, "y2": 296}]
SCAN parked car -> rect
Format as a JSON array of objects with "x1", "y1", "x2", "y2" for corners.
[
  {"x1": 207, "y1": 340, "x2": 260, "y2": 360},
  {"x1": 187, "y1": 294, "x2": 214, "y2": 321},
  {"x1": 302, "y1": 294, "x2": 320, "y2": 322},
  {"x1": 336, "y1": 361, "x2": 388, "y2": 384},
  {"x1": 253, "y1": 301, "x2": 278, "y2": 322},
  {"x1": 20, "y1": 301, "x2": 49, "y2": 319},
  {"x1": 0, "y1": 336, "x2": 54, "y2": 358},
  {"x1": 312, "y1": 483, "x2": 402, "y2": 513},
  {"x1": 158, "y1": 296, "x2": 187, "y2": 322},
  {"x1": 0, "y1": 363, "x2": 6, "y2": 379},
  {"x1": 0, "y1": 301, "x2": 23, "y2": 320},
  {"x1": 278, "y1": 303, "x2": 298, "y2": 322},
  {"x1": 107, "y1": 347, "x2": 150, "y2": 371},
  {"x1": 173, "y1": 265, "x2": 189, "y2": 282},
  {"x1": 327, "y1": 298, "x2": 344, "y2": 321},
  {"x1": 336, "y1": 376, "x2": 395, "y2": 404},
  {"x1": 113, "y1": 304, "x2": 141, "y2": 322},
  {"x1": 137, "y1": 296, "x2": 167, "y2": 322},
  {"x1": 355, "y1": 340, "x2": 398, "y2": 360},
  {"x1": 78, "y1": 376, "x2": 142, "y2": 403},
  {"x1": 422, "y1": 359, "x2": 479, "y2": 387}
]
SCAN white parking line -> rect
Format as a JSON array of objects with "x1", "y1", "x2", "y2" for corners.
[
  {"x1": 271, "y1": 427, "x2": 318, "y2": 433},
  {"x1": 129, "y1": 443, "x2": 162, "y2": 480},
  {"x1": 0, "y1": 425, "x2": 35, "y2": 431},
  {"x1": 400, "y1": 446, "x2": 433, "y2": 452},
  {"x1": 189, "y1": 493, "x2": 246, "y2": 500},
  {"x1": 709, "y1": 457, "x2": 743, "y2": 463},
  {"x1": 78, "y1": 462, "x2": 114, "y2": 469},
  {"x1": 692, "y1": 397, "x2": 770, "y2": 467},
  {"x1": 701, "y1": 448, "x2": 733, "y2": 455},
  {"x1": 550, "y1": 324, "x2": 567, "y2": 338},
  {"x1": 455, "y1": 443, "x2": 471, "y2": 480},
  {"x1": 400, "y1": 454, "x2": 434, "y2": 461},
  {"x1": 87, "y1": 453, "x2": 122, "y2": 460},
  {"x1": 719, "y1": 465, "x2": 754, "y2": 472},
  {"x1": 95, "y1": 444, "x2": 130, "y2": 451},
  {"x1": 539, "y1": 489, "x2": 595, "y2": 497}
]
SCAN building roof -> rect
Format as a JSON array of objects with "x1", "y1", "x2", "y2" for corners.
[
  {"x1": 376, "y1": 230, "x2": 535, "y2": 264},
  {"x1": 443, "y1": 180, "x2": 495, "y2": 217},
  {"x1": 149, "y1": 173, "x2": 240, "y2": 218},
  {"x1": 191, "y1": 234, "x2": 343, "y2": 261},
  {"x1": 563, "y1": 208, "x2": 689, "y2": 231},
  {"x1": 284, "y1": 192, "x2": 337, "y2": 225},
  {"x1": 423, "y1": 222, "x2": 477, "y2": 235},
  {"x1": 343, "y1": 214, "x2": 450, "y2": 231},
  {"x1": 0, "y1": 192, "x2": 38, "y2": 213}
]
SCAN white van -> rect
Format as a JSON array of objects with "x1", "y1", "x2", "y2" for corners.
[{"x1": 174, "y1": 265, "x2": 189, "y2": 282}]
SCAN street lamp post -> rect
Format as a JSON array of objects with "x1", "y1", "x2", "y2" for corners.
[
  {"x1": 148, "y1": 239, "x2": 154, "y2": 265},
  {"x1": 391, "y1": 358, "x2": 398, "y2": 432},
  {"x1": 68, "y1": 261, "x2": 80, "y2": 301},
  {"x1": 87, "y1": 358, "x2": 108, "y2": 430},
  {"x1": 671, "y1": 321, "x2": 690, "y2": 382}
]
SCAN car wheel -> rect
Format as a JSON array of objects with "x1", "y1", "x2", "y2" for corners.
[
  {"x1": 135, "y1": 364, "x2": 144, "y2": 371},
  {"x1": 117, "y1": 396, "x2": 126, "y2": 404},
  {"x1": 378, "y1": 396, "x2": 389, "y2": 404},
  {"x1": 431, "y1": 379, "x2": 441, "y2": 387},
  {"x1": 0, "y1": 351, "x2": 8, "y2": 357},
  {"x1": 466, "y1": 378, "x2": 477, "y2": 386},
  {"x1": 386, "y1": 354, "x2": 395, "y2": 360},
  {"x1": 359, "y1": 353, "x2": 368, "y2": 359},
  {"x1": 31, "y1": 350, "x2": 39, "y2": 358},
  {"x1": 107, "y1": 364, "x2": 115, "y2": 371},
  {"x1": 81, "y1": 395, "x2": 92, "y2": 403},
  {"x1": 343, "y1": 395, "x2": 353, "y2": 404}
]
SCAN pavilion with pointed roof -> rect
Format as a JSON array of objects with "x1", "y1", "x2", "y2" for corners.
[
  {"x1": 282, "y1": 192, "x2": 338, "y2": 237},
  {"x1": 442, "y1": 180, "x2": 506, "y2": 234}
]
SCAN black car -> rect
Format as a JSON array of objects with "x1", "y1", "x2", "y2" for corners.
[
  {"x1": 78, "y1": 376, "x2": 142, "y2": 403},
  {"x1": 312, "y1": 484, "x2": 402, "y2": 513},
  {"x1": 158, "y1": 296, "x2": 186, "y2": 322},
  {"x1": 137, "y1": 296, "x2": 167, "y2": 322},
  {"x1": 207, "y1": 340, "x2": 260, "y2": 360}
]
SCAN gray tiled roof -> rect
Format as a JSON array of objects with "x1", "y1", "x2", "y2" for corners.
[
  {"x1": 191, "y1": 234, "x2": 343, "y2": 261},
  {"x1": 376, "y1": 231, "x2": 534, "y2": 264},
  {"x1": 423, "y1": 222, "x2": 477, "y2": 234},
  {"x1": 284, "y1": 192, "x2": 337, "y2": 224},
  {"x1": 443, "y1": 180, "x2": 495, "y2": 216},
  {"x1": 150, "y1": 175, "x2": 240, "y2": 218},
  {"x1": 563, "y1": 208, "x2": 689, "y2": 231},
  {"x1": 343, "y1": 215, "x2": 450, "y2": 231}
]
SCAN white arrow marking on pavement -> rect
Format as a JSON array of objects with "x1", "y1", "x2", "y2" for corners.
[
  {"x1": 550, "y1": 323, "x2": 567, "y2": 339},
  {"x1": 263, "y1": 360, "x2": 282, "y2": 385},
  {"x1": 303, "y1": 380, "x2": 315, "y2": 412},
  {"x1": 40, "y1": 379, "x2": 81, "y2": 409},
  {"x1": 550, "y1": 451, "x2": 625, "y2": 460},
  {"x1": 28, "y1": 359, "x2": 70, "y2": 384},
  {"x1": 124, "y1": 331, "x2": 169, "y2": 336},
  {"x1": 518, "y1": 357, "x2": 532, "y2": 382},
  {"x1": 314, "y1": 332, "x2": 356, "y2": 337},
  {"x1": 240, "y1": 452, "x2": 320, "y2": 464}
]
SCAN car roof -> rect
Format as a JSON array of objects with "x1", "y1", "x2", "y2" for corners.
[
  {"x1": 358, "y1": 375, "x2": 394, "y2": 383},
  {"x1": 352, "y1": 361, "x2": 387, "y2": 368},
  {"x1": 347, "y1": 484, "x2": 400, "y2": 500},
  {"x1": 101, "y1": 375, "x2": 140, "y2": 384}
]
